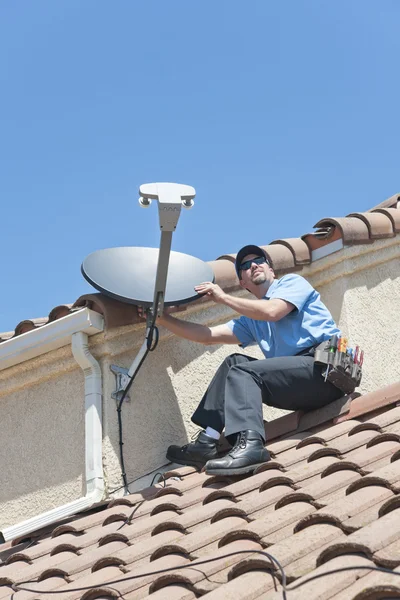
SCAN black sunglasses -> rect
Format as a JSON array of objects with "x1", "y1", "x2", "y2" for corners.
[{"x1": 240, "y1": 256, "x2": 267, "y2": 272}]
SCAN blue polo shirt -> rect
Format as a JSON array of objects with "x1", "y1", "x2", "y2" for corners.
[{"x1": 226, "y1": 274, "x2": 340, "y2": 358}]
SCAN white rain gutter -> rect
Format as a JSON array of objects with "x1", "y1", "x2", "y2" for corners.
[
  {"x1": 0, "y1": 308, "x2": 104, "y2": 371},
  {"x1": 0, "y1": 310, "x2": 105, "y2": 543}
]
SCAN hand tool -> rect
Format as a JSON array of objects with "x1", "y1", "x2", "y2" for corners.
[{"x1": 325, "y1": 335, "x2": 338, "y2": 381}]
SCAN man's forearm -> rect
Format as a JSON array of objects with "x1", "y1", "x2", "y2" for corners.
[
  {"x1": 222, "y1": 294, "x2": 275, "y2": 321},
  {"x1": 158, "y1": 313, "x2": 211, "y2": 344}
]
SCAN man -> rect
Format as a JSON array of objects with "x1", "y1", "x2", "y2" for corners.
[{"x1": 157, "y1": 244, "x2": 342, "y2": 476}]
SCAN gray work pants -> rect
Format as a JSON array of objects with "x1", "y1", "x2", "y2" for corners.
[{"x1": 191, "y1": 351, "x2": 343, "y2": 441}]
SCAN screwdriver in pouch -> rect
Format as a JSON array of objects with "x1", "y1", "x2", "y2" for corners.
[
  {"x1": 354, "y1": 346, "x2": 359, "y2": 364},
  {"x1": 325, "y1": 334, "x2": 338, "y2": 382}
]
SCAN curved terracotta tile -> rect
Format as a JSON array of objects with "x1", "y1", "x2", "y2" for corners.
[
  {"x1": 274, "y1": 491, "x2": 316, "y2": 510},
  {"x1": 368, "y1": 192, "x2": 400, "y2": 211},
  {"x1": 73, "y1": 293, "x2": 139, "y2": 329},
  {"x1": 37, "y1": 567, "x2": 69, "y2": 581},
  {"x1": 379, "y1": 495, "x2": 400, "y2": 518},
  {"x1": 151, "y1": 523, "x2": 187, "y2": 538},
  {"x1": 91, "y1": 556, "x2": 126, "y2": 573},
  {"x1": 307, "y1": 447, "x2": 342, "y2": 462},
  {"x1": 210, "y1": 507, "x2": 249, "y2": 524},
  {"x1": 80, "y1": 586, "x2": 120, "y2": 600},
  {"x1": 218, "y1": 529, "x2": 262, "y2": 549},
  {"x1": 216, "y1": 253, "x2": 235, "y2": 263},
  {"x1": 97, "y1": 532, "x2": 130, "y2": 547},
  {"x1": 209, "y1": 259, "x2": 238, "y2": 289},
  {"x1": 301, "y1": 224, "x2": 343, "y2": 252},
  {"x1": 48, "y1": 305, "x2": 73, "y2": 322},
  {"x1": 269, "y1": 238, "x2": 311, "y2": 265},
  {"x1": 154, "y1": 486, "x2": 183, "y2": 498},
  {"x1": 346, "y1": 211, "x2": 395, "y2": 239},
  {"x1": 312, "y1": 217, "x2": 371, "y2": 245},
  {"x1": 347, "y1": 422, "x2": 382, "y2": 436},
  {"x1": 260, "y1": 244, "x2": 297, "y2": 273},
  {"x1": 317, "y1": 541, "x2": 372, "y2": 566},
  {"x1": 0, "y1": 332, "x2": 14, "y2": 343},
  {"x1": 366, "y1": 432, "x2": 400, "y2": 447},
  {"x1": 14, "y1": 320, "x2": 41, "y2": 336},
  {"x1": 202, "y1": 489, "x2": 236, "y2": 505},
  {"x1": 346, "y1": 476, "x2": 392, "y2": 495},
  {"x1": 227, "y1": 555, "x2": 274, "y2": 579},
  {"x1": 294, "y1": 512, "x2": 346, "y2": 534},
  {"x1": 0, "y1": 318, "x2": 45, "y2": 343},
  {"x1": 321, "y1": 461, "x2": 366, "y2": 478},
  {"x1": 149, "y1": 573, "x2": 193, "y2": 595},
  {"x1": 258, "y1": 476, "x2": 295, "y2": 493},
  {"x1": 372, "y1": 207, "x2": 400, "y2": 233}
]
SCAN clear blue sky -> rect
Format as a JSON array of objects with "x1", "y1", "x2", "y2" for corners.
[{"x1": 1, "y1": 1, "x2": 399, "y2": 332}]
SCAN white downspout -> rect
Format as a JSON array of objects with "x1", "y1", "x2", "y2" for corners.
[
  {"x1": 71, "y1": 331, "x2": 104, "y2": 500},
  {"x1": 1, "y1": 332, "x2": 104, "y2": 542}
]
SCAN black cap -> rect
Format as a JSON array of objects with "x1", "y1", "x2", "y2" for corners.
[{"x1": 235, "y1": 244, "x2": 270, "y2": 277}]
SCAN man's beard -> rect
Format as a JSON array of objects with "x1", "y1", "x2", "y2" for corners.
[{"x1": 251, "y1": 272, "x2": 267, "y2": 286}]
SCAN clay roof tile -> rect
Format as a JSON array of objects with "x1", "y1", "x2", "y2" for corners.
[
  {"x1": 269, "y1": 237, "x2": 312, "y2": 266},
  {"x1": 368, "y1": 192, "x2": 400, "y2": 211},
  {"x1": 372, "y1": 207, "x2": 400, "y2": 233},
  {"x1": 260, "y1": 244, "x2": 299, "y2": 273},
  {"x1": 346, "y1": 211, "x2": 395, "y2": 239},
  {"x1": 312, "y1": 216, "x2": 371, "y2": 245},
  {"x1": 209, "y1": 259, "x2": 238, "y2": 288},
  {"x1": 73, "y1": 293, "x2": 139, "y2": 329},
  {"x1": 4, "y1": 386, "x2": 400, "y2": 598}
]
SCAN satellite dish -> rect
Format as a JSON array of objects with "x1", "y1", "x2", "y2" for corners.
[
  {"x1": 82, "y1": 246, "x2": 215, "y2": 307},
  {"x1": 80, "y1": 182, "x2": 215, "y2": 494}
]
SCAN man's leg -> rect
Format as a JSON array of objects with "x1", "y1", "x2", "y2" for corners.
[
  {"x1": 166, "y1": 353, "x2": 256, "y2": 468},
  {"x1": 191, "y1": 353, "x2": 257, "y2": 432},
  {"x1": 205, "y1": 354, "x2": 342, "y2": 475}
]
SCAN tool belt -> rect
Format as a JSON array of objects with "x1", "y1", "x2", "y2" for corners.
[{"x1": 314, "y1": 336, "x2": 363, "y2": 395}]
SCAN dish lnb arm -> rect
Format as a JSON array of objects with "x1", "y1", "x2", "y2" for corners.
[
  {"x1": 138, "y1": 182, "x2": 196, "y2": 317},
  {"x1": 138, "y1": 182, "x2": 195, "y2": 232}
]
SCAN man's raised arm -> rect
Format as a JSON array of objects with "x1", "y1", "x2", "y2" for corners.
[{"x1": 158, "y1": 313, "x2": 240, "y2": 346}]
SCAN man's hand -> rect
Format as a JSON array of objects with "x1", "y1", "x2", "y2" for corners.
[
  {"x1": 137, "y1": 305, "x2": 182, "y2": 323},
  {"x1": 194, "y1": 282, "x2": 227, "y2": 304},
  {"x1": 137, "y1": 306, "x2": 148, "y2": 321}
]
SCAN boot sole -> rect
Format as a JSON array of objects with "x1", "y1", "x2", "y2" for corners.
[
  {"x1": 166, "y1": 452, "x2": 206, "y2": 470},
  {"x1": 205, "y1": 463, "x2": 266, "y2": 476}
]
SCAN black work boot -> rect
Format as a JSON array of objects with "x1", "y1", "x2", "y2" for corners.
[
  {"x1": 166, "y1": 431, "x2": 219, "y2": 469},
  {"x1": 204, "y1": 430, "x2": 270, "y2": 476}
]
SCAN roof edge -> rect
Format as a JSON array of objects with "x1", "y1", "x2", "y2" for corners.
[{"x1": 265, "y1": 381, "x2": 400, "y2": 443}]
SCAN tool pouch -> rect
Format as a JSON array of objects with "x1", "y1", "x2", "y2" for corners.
[{"x1": 314, "y1": 339, "x2": 362, "y2": 394}]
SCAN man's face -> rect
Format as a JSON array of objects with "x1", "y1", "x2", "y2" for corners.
[{"x1": 238, "y1": 253, "x2": 274, "y2": 292}]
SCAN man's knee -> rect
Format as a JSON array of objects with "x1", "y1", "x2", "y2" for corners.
[
  {"x1": 226, "y1": 362, "x2": 253, "y2": 379},
  {"x1": 222, "y1": 353, "x2": 244, "y2": 365}
]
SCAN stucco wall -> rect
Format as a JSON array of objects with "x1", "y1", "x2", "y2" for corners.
[
  {"x1": 303, "y1": 236, "x2": 400, "y2": 394},
  {"x1": 0, "y1": 236, "x2": 399, "y2": 528},
  {"x1": 0, "y1": 347, "x2": 85, "y2": 529}
]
